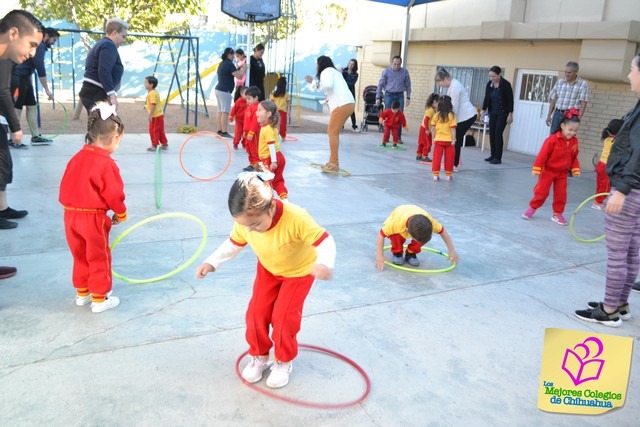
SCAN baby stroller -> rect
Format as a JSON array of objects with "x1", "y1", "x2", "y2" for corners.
[{"x1": 360, "y1": 85, "x2": 384, "y2": 132}]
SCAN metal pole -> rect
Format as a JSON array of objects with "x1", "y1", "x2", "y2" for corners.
[{"x1": 401, "y1": 0, "x2": 416, "y2": 61}]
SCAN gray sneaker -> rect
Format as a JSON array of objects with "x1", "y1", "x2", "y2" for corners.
[
  {"x1": 8, "y1": 140, "x2": 29, "y2": 149},
  {"x1": 575, "y1": 303, "x2": 621, "y2": 327},
  {"x1": 405, "y1": 252, "x2": 420, "y2": 267},
  {"x1": 391, "y1": 253, "x2": 404, "y2": 265}
]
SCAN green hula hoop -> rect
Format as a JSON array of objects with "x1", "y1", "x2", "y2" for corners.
[
  {"x1": 382, "y1": 245, "x2": 456, "y2": 274},
  {"x1": 569, "y1": 193, "x2": 609, "y2": 243},
  {"x1": 154, "y1": 146, "x2": 162, "y2": 209},
  {"x1": 378, "y1": 144, "x2": 407, "y2": 151},
  {"x1": 309, "y1": 163, "x2": 351, "y2": 177},
  {"x1": 28, "y1": 100, "x2": 69, "y2": 140},
  {"x1": 110, "y1": 213, "x2": 208, "y2": 284}
]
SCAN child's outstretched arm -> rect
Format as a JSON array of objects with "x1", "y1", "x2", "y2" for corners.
[
  {"x1": 440, "y1": 229, "x2": 459, "y2": 264},
  {"x1": 375, "y1": 233, "x2": 386, "y2": 270},
  {"x1": 196, "y1": 238, "x2": 244, "y2": 278},
  {"x1": 311, "y1": 234, "x2": 336, "y2": 280}
]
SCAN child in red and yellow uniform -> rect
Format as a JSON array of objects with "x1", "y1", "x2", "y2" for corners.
[
  {"x1": 430, "y1": 96, "x2": 457, "y2": 181},
  {"x1": 523, "y1": 108, "x2": 581, "y2": 225},
  {"x1": 593, "y1": 119, "x2": 624, "y2": 209},
  {"x1": 270, "y1": 76, "x2": 290, "y2": 139},
  {"x1": 416, "y1": 93, "x2": 439, "y2": 161},
  {"x1": 59, "y1": 103, "x2": 127, "y2": 313},
  {"x1": 144, "y1": 76, "x2": 168, "y2": 151},
  {"x1": 257, "y1": 100, "x2": 288, "y2": 200},
  {"x1": 375, "y1": 204, "x2": 459, "y2": 269},
  {"x1": 196, "y1": 174, "x2": 336, "y2": 389},
  {"x1": 378, "y1": 100, "x2": 407, "y2": 148},
  {"x1": 242, "y1": 86, "x2": 261, "y2": 171},
  {"x1": 229, "y1": 86, "x2": 247, "y2": 150}
]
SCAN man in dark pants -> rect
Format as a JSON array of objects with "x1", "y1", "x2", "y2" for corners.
[
  {"x1": 376, "y1": 56, "x2": 411, "y2": 143},
  {"x1": 545, "y1": 61, "x2": 589, "y2": 134},
  {"x1": 10, "y1": 27, "x2": 59, "y2": 147}
]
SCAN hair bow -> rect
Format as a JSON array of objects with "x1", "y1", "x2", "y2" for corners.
[
  {"x1": 237, "y1": 171, "x2": 275, "y2": 182},
  {"x1": 91, "y1": 102, "x2": 118, "y2": 120},
  {"x1": 564, "y1": 108, "x2": 580, "y2": 120}
]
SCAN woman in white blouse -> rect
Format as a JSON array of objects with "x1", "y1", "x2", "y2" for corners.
[
  {"x1": 435, "y1": 69, "x2": 478, "y2": 171},
  {"x1": 305, "y1": 56, "x2": 355, "y2": 173}
]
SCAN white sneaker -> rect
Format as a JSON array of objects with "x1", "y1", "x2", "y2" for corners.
[
  {"x1": 453, "y1": 167, "x2": 460, "y2": 173},
  {"x1": 241, "y1": 355, "x2": 273, "y2": 383},
  {"x1": 76, "y1": 295, "x2": 91, "y2": 306},
  {"x1": 266, "y1": 361, "x2": 293, "y2": 388},
  {"x1": 351, "y1": 127, "x2": 361, "y2": 133},
  {"x1": 91, "y1": 296, "x2": 120, "y2": 313},
  {"x1": 445, "y1": 176, "x2": 452, "y2": 182},
  {"x1": 432, "y1": 176, "x2": 439, "y2": 182},
  {"x1": 591, "y1": 203, "x2": 603, "y2": 211}
]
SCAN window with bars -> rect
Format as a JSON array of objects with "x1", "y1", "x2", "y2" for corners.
[
  {"x1": 433, "y1": 65, "x2": 491, "y2": 108},
  {"x1": 517, "y1": 73, "x2": 557, "y2": 102}
]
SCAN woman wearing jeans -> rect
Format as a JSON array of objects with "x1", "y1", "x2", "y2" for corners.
[
  {"x1": 481, "y1": 66, "x2": 514, "y2": 165},
  {"x1": 575, "y1": 53, "x2": 640, "y2": 327}
]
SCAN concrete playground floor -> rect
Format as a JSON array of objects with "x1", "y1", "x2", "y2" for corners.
[{"x1": 0, "y1": 126, "x2": 638, "y2": 426}]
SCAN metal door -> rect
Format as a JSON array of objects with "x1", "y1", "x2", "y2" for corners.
[{"x1": 508, "y1": 70, "x2": 558, "y2": 155}]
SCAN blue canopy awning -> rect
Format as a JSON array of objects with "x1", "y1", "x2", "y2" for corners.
[{"x1": 369, "y1": 0, "x2": 439, "y2": 7}]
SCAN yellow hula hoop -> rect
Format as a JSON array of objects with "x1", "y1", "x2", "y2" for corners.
[
  {"x1": 569, "y1": 193, "x2": 609, "y2": 243},
  {"x1": 110, "y1": 213, "x2": 208, "y2": 284},
  {"x1": 382, "y1": 245, "x2": 456, "y2": 274},
  {"x1": 309, "y1": 163, "x2": 351, "y2": 177}
]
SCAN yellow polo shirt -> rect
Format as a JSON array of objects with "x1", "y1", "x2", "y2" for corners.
[
  {"x1": 145, "y1": 89, "x2": 164, "y2": 118},
  {"x1": 431, "y1": 112, "x2": 456, "y2": 142},
  {"x1": 258, "y1": 124, "x2": 280, "y2": 159},
  {"x1": 380, "y1": 205, "x2": 443, "y2": 239}
]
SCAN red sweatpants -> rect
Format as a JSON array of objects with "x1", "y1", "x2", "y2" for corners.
[
  {"x1": 149, "y1": 115, "x2": 168, "y2": 147},
  {"x1": 383, "y1": 126, "x2": 399, "y2": 143},
  {"x1": 63, "y1": 210, "x2": 113, "y2": 296},
  {"x1": 261, "y1": 151, "x2": 288, "y2": 198},
  {"x1": 243, "y1": 137, "x2": 259, "y2": 165},
  {"x1": 416, "y1": 126, "x2": 432, "y2": 157},
  {"x1": 389, "y1": 233, "x2": 423, "y2": 255},
  {"x1": 245, "y1": 262, "x2": 315, "y2": 362},
  {"x1": 529, "y1": 169, "x2": 568, "y2": 214},
  {"x1": 432, "y1": 141, "x2": 455, "y2": 176},
  {"x1": 278, "y1": 111, "x2": 287, "y2": 139},
  {"x1": 233, "y1": 119, "x2": 244, "y2": 148},
  {"x1": 595, "y1": 161, "x2": 610, "y2": 204}
]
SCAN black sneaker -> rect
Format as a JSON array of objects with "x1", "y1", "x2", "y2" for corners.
[
  {"x1": 489, "y1": 159, "x2": 502, "y2": 165},
  {"x1": 633, "y1": 281, "x2": 640, "y2": 293},
  {"x1": 219, "y1": 132, "x2": 232, "y2": 138},
  {"x1": 416, "y1": 155, "x2": 422, "y2": 161},
  {"x1": 9, "y1": 141, "x2": 29, "y2": 149},
  {"x1": 586, "y1": 301, "x2": 630, "y2": 320},
  {"x1": 423, "y1": 156, "x2": 432, "y2": 162},
  {"x1": 575, "y1": 302, "x2": 621, "y2": 327},
  {"x1": 0, "y1": 218, "x2": 18, "y2": 229},
  {"x1": 31, "y1": 135, "x2": 53, "y2": 145},
  {"x1": 0, "y1": 207, "x2": 28, "y2": 219},
  {"x1": 484, "y1": 156, "x2": 494, "y2": 162},
  {"x1": 242, "y1": 165, "x2": 255, "y2": 172}
]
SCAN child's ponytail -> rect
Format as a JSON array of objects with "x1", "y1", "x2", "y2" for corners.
[{"x1": 601, "y1": 118, "x2": 624, "y2": 140}]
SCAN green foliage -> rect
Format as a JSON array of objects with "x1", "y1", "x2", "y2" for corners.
[{"x1": 19, "y1": 0, "x2": 205, "y2": 33}]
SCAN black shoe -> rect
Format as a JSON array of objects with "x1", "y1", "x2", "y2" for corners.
[
  {"x1": 0, "y1": 266, "x2": 17, "y2": 279},
  {"x1": 416, "y1": 155, "x2": 422, "y2": 161},
  {"x1": 219, "y1": 132, "x2": 232, "y2": 138},
  {"x1": 574, "y1": 302, "x2": 621, "y2": 327},
  {"x1": 484, "y1": 156, "x2": 495, "y2": 162},
  {"x1": 489, "y1": 159, "x2": 502, "y2": 165},
  {"x1": 31, "y1": 135, "x2": 53, "y2": 145},
  {"x1": 404, "y1": 252, "x2": 420, "y2": 267},
  {"x1": 0, "y1": 218, "x2": 18, "y2": 229},
  {"x1": 242, "y1": 165, "x2": 255, "y2": 172},
  {"x1": 586, "y1": 301, "x2": 630, "y2": 320},
  {"x1": 633, "y1": 281, "x2": 640, "y2": 293},
  {"x1": 0, "y1": 207, "x2": 28, "y2": 219}
]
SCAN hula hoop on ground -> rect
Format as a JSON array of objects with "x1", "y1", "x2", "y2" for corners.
[
  {"x1": 28, "y1": 100, "x2": 69, "y2": 140},
  {"x1": 179, "y1": 131, "x2": 232, "y2": 181},
  {"x1": 283, "y1": 135, "x2": 298, "y2": 142},
  {"x1": 378, "y1": 144, "x2": 407, "y2": 151},
  {"x1": 383, "y1": 245, "x2": 456, "y2": 273},
  {"x1": 569, "y1": 193, "x2": 609, "y2": 243},
  {"x1": 110, "y1": 213, "x2": 207, "y2": 284},
  {"x1": 235, "y1": 344, "x2": 371, "y2": 409},
  {"x1": 154, "y1": 146, "x2": 162, "y2": 209},
  {"x1": 309, "y1": 163, "x2": 351, "y2": 177}
]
